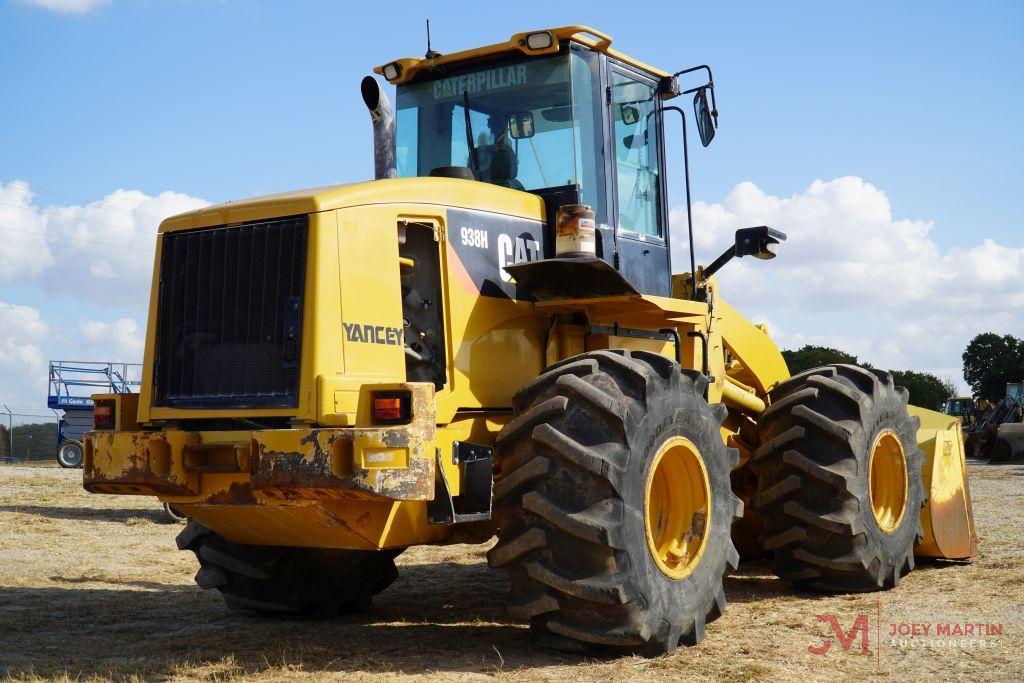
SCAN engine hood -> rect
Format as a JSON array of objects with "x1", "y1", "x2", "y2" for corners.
[{"x1": 159, "y1": 177, "x2": 545, "y2": 234}]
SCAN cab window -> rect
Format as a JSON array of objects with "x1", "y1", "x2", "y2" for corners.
[
  {"x1": 610, "y1": 69, "x2": 662, "y2": 237},
  {"x1": 396, "y1": 55, "x2": 596, "y2": 198}
]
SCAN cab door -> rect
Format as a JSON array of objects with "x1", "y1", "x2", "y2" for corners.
[{"x1": 605, "y1": 62, "x2": 671, "y2": 296}]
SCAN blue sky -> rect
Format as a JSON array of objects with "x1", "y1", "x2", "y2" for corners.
[{"x1": 1, "y1": 0, "x2": 1022, "y2": 405}]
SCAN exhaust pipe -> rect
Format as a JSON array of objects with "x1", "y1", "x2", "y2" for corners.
[{"x1": 360, "y1": 76, "x2": 397, "y2": 180}]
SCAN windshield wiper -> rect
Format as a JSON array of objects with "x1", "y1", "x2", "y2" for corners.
[{"x1": 463, "y1": 91, "x2": 480, "y2": 178}]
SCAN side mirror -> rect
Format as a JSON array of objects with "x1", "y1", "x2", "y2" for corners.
[
  {"x1": 619, "y1": 104, "x2": 640, "y2": 125},
  {"x1": 735, "y1": 226, "x2": 786, "y2": 260},
  {"x1": 693, "y1": 88, "x2": 716, "y2": 147},
  {"x1": 508, "y1": 111, "x2": 535, "y2": 139},
  {"x1": 702, "y1": 226, "x2": 787, "y2": 279}
]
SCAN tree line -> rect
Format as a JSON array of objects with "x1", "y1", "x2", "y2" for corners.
[
  {"x1": 0, "y1": 422, "x2": 57, "y2": 462},
  {"x1": 782, "y1": 332, "x2": 1024, "y2": 407},
  {"x1": 781, "y1": 345, "x2": 956, "y2": 409}
]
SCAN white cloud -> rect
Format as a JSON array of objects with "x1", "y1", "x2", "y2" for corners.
[
  {"x1": 0, "y1": 180, "x2": 207, "y2": 405},
  {"x1": 16, "y1": 0, "x2": 110, "y2": 14},
  {"x1": 88, "y1": 259, "x2": 116, "y2": 279},
  {"x1": 0, "y1": 301, "x2": 148, "y2": 405},
  {"x1": 0, "y1": 182, "x2": 55, "y2": 281},
  {"x1": 0, "y1": 181, "x2": 209, "y2": 308},
  {"x1": 78, "y1": 318, "x2": 145, "y2": 362},
  {"x1": 671, "y1": 176, "x2": 1024, "y2": 384},
  {"x1": 0, "y1": 302, "x2": 50, "y2": 405}
]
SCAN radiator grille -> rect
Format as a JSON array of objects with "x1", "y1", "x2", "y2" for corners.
[{"x1": 153, "y1": 215, "x2": 308, "y2": 408}]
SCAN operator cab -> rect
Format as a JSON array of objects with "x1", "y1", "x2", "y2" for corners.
[
  {"x1": 378, "y1": 26, "x2": 710, "y2": 297},
  {"x1": 941, "y1": 397, "x2": 976, "y2": 419}
]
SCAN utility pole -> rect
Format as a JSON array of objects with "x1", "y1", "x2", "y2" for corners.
[{"x1": 1, "y1": 404, "x2": 11, "y2": 464}]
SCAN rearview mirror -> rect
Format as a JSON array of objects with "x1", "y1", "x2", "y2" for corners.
[
  {"x1": 693, "y1": 88, "x2": 716, "y2": 147},
  {"x1": 735, "y1": 226, "x2": 786, "y2": 260},
  {"x1": 619, "y1": 104, "x2": 640, "y2": 126},
  {"x1": 702, "y1": 226, "x2": 787, "y2": 279},
  {"x1": 508, "y1": 111, "x2": 535, "y2": 139}
]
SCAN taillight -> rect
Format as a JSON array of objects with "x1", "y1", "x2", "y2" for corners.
[
  {"x1": 372, "y1": 392, "x2": 411, "y2": 425},
  {"x1": 93, "y1": 400, "x2": 115, "y2": 429}
]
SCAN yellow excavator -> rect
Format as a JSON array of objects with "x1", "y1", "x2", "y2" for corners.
[{"x1": 82, "y1": 25, "x2": 977, "y2": 655}]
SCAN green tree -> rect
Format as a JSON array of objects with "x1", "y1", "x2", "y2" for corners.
[
  {"x1": 940, "y1": 375, "x2": 958, "y2": 401},
  {"x1": 10, "y1": 422, "x2": 57, "y2": 461},
  {"x1": 781, "y1": 345, "x2": 960, "y2": 409},
  {"x1": 889, "y1": 370, "x2": 956, "y2": 411},
  {"x1": 781, "y1": 345, "x2": 865, "y2": 375},
  {"x1": 962, "y1": 333, "x2": 1024, "y2": 402}
]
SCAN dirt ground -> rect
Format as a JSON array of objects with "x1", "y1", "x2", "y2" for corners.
[{"x1": 0, "y1": 462, "x2": 1021, "y2": 682}]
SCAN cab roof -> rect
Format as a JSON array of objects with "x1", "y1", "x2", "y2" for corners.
[{"x1": 374, "y1": 25, "x2": 672, "y2": 88}]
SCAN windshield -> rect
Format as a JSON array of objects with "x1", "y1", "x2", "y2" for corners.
[{"x1": 395, "y1": 53, "x2": 603, "y2": 212}]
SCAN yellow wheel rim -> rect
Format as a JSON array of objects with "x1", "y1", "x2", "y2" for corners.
[
  {"x1": 644, "y1": 436, "x2": 711, "y2": 580},
  {"x1": 868, "y1": 429, "x2": 908, "y2": 533}
]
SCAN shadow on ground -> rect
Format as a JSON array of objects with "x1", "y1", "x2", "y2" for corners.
[
  {"x1": 3, "y1": 457, "x2": 1005, "y2": 679},
  {"x1": 0, "y1": 504, "x2": 171, "y2": 524},
  {"x1": 1, "y1": 550, "x2": 986, "y2": 678},
  {"x1": 0, "y1": 560, "x2": 576, "y2": 679}
]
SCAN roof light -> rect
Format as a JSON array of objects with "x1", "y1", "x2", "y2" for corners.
[
  {"x1": 524, "y1": 31, "x2": 554, "y2": 51},
  {"x1": 382, "y1": 62, "x2": 402, "y2": 82}
]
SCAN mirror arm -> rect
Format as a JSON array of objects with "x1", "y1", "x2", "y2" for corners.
[
  {"x1": 663, "y1": 105, "x2": 698, "y2": 300},
  {"x1": 702, "y1": 245, "x2": 736, "y2": 280},
  {"x1": 703, "y1": 227, "x2": 787, "y2": 281},
  {"x1": 674, "y1": 64, "x2": 718, "y2": 125}
]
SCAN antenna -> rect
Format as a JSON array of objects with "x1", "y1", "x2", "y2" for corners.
[{"x1": 425, "y1": 19, "x2": 441, "y2": 60}]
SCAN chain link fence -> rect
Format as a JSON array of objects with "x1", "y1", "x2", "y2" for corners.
[{"x1": 0, "y1": 405, "x2": 60, "y2": 464}]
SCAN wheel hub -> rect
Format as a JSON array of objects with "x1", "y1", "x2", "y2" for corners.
[
  {"x1": 869, "y1": 429, "x2": 908, "y2": 533},
  {"x1": 644, "y1": 436, "x2": 711, "y2": 579}
]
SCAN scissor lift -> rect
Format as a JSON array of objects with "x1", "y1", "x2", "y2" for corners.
[{"x1": 47, "y1": 361, "x2": 141, "y2": 468}]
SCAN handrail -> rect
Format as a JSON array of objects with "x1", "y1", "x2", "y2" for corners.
[
  {"x1": 48, "y1": 360, "x2": 142, "y2": 404},
  {"x1": 562, "y1": 25, "x2": 613, "y2": 49}
]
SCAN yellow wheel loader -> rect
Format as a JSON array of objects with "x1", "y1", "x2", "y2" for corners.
[{"x1": 83, "y1": 25, "x2": 978, "y2": 655}]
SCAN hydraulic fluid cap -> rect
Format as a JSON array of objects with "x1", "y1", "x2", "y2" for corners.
[{"x1": 556, "y1": 204, "x2": 596, "y2": 257}]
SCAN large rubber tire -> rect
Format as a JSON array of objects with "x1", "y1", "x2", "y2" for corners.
[
  {"x1": 57, "y1": 440, "x2": 84, "y2": 468},
  {"x1": 176, "y1": 521, "x2": 400, "y2": 616},
  {"x1": 489, "y1": 350, "x2": 741, "y2": 656},
  {"x1": 750, "y1": 364, "x2": 925, "y2": 592}
]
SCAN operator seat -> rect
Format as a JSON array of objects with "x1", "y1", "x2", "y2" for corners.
[{"x1": 488, "y1": 139, "x2": 525, "y2": 191}]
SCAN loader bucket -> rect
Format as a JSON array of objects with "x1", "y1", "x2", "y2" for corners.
[
  {"x1": 990, "y1": 423, "x2": 1024, "y2": 462},
  {"x1": 908, "y1": 406, "x2": 979, "y2": 560}
]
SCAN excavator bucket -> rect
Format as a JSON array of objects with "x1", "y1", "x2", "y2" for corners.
[
  {"x1": 909, "y1": 406, "x2": 979, "y2": 560},
  {"x1": 990, "y1": 423, "x2": 1024, "y2": 462}
]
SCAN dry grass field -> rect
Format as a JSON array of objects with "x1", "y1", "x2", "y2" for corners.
[{"x1": 1, "y1": 462, "x2": 1021, "y2": 682}]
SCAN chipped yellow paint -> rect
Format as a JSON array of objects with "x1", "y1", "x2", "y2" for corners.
[{"x1": 83, "y1": 125, "x2": 975, "y2": 561}]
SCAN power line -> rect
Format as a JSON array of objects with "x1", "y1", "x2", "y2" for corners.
[
  {"x1": 2, "y1": 180, "x2": 163, "y2": 222},
  {"x1": 0, "y1": 225, "x2": 153, "y2": 253},
  {"x1": 0, "y1": 201, "x2": 160, "y2": 237}
]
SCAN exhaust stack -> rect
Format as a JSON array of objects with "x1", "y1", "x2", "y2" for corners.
[{"x1": 360, "y1": 76, "x2": 397, "y2": 180}]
